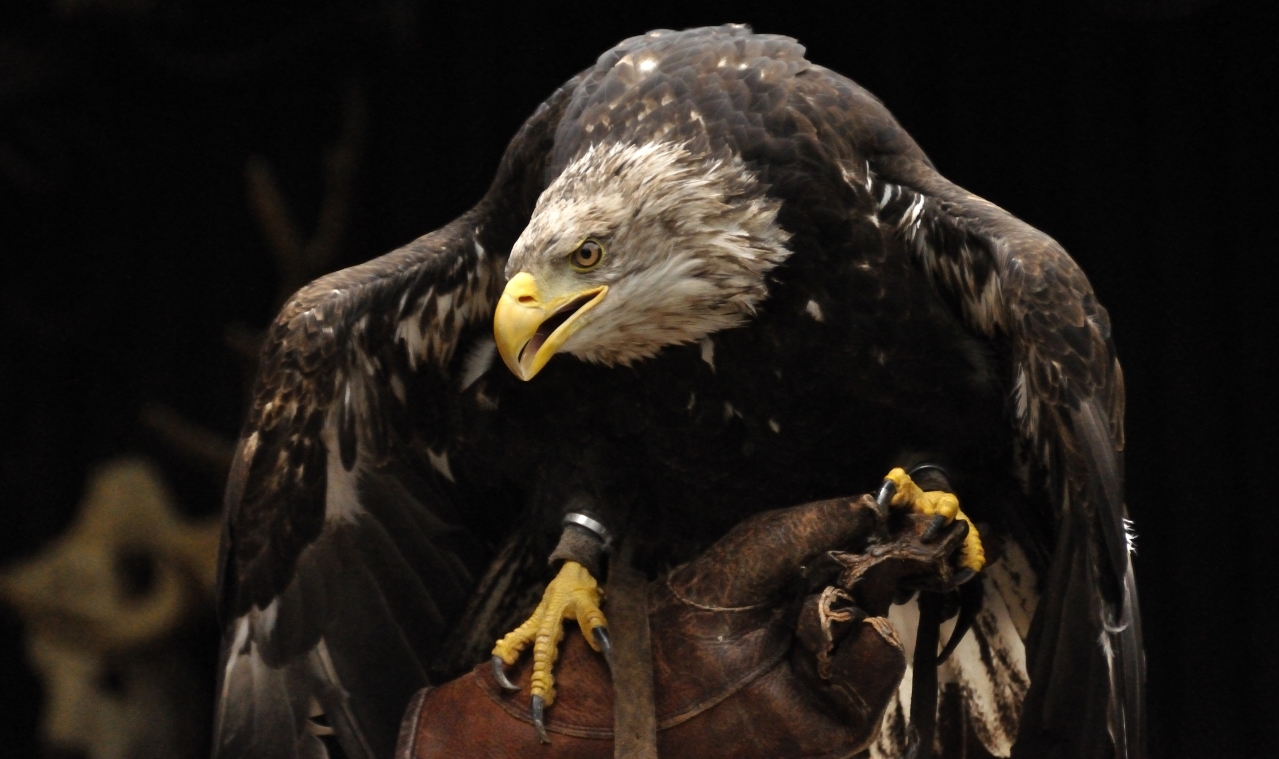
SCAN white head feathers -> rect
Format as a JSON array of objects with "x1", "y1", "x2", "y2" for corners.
[{"x1": 506, "y1": 140, "x2": 792, "y2": 366}]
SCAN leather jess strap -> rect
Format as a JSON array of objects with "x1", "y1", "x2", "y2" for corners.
[{"x1": 607, "y1": 548, "x2": 657, "y2": 759}]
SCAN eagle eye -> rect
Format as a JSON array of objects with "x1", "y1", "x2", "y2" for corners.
[{"x1": 570, "y1": 240, "x2": 604, "y2": 270}]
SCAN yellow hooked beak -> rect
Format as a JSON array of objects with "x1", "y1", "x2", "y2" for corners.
[{"x1": 493, "y1": 272, "x2": 608, "y2": 381}]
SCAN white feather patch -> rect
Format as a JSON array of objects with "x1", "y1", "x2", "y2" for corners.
[
  {"x1": 872, "y1": 545, "x2": 1039, "y2": 758},
  {"x1": 427, "y1": 448, "x2": 455, "y2": 482},
  {"x1": 393, "y1": 291, "x2": 431, "y2": 370},
  {"x1": 389, "y1": 373, "x2": 407, "y2": 405},
  {"x1": 390, "y1": 251, "x2": 501, "y2": 372},
  {"x1": 259, "y1": 598, "x2": 280, "y2": 639},
  {"x1": 805, "y1": 299, "x2": 824, "y2": 322},
  {"x1": 321, "y1": 418, "x2": 363, "y2": 524},
  {"x1": 869, "y1": 602, "x2": 920, "y2": 759},
  {"x1": 985, "y1": 539, "x2": 1039, "y2": 640},
  {"x1": 943, "y1": 576, "x2": 1031, "y2": 756},
  {"x1": 459, "y1": 337, "x2": 497, "y2": 391},
  {"x1": 215, "y1": 615, "x2": 291, "y2": 754}
]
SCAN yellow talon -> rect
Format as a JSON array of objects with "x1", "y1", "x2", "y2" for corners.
[
  {"x1": 492, "y1": 560, "x2": 607, "y2": 707},
  {"x1": 884, "y1": 467, "x2": 922, "y2": 507},
  {"x1": 882, "y1": 467, "x2": 986, "y2": 574},
  {"x1": 960, "y1": 518, "x2": 986, "y2": 574}
]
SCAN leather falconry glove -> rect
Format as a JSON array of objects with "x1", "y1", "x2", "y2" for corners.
[{"x1": 397, "y1": 492, "x2": 972, "y2": 759}]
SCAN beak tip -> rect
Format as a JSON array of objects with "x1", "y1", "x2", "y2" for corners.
[{"x1": 496, "y1": 346, "x2": 537, "y2": 382}]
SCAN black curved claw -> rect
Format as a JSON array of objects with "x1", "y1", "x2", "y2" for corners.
[
  {"x1": 937, "y1": 580, "x2": 984, "y2": 664},
  {"x1": 921, "y1": 514, "x2": 950, "y2": 542},
  {"x1": 491, "y1": 655, "x2": 520, "y2": 692},
  {"x1": 592, "y1": 626, "x2": 614, "y2": 672},
  {"x1": 531, "y1": 694, "x2": 550, "y2": 744},
  {"x1": 952, "y1": 568, "x2": 977, "y2": 586},
  {"x1": 875, "y1": 479, "x2": 897, "y2": 519}
]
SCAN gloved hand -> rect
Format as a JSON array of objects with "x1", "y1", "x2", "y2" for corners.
[{"x1": 397, "y1": 494, "x2": 969, "y2": 759}]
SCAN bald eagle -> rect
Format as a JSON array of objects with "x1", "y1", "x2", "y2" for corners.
[{"x1": 214, "y1": 25, "x2": 1143, "y2": 759}]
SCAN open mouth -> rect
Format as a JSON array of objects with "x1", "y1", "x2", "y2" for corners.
[
  {"x1": 517, "y1": 289, "x2": 604, "y2": 368},
  {"x1": 494, "y1": 275, "x2": 609, "y2": 382}
]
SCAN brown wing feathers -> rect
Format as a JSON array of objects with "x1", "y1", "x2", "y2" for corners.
[
  {"x1": 870, "y1": 152, "x2": 1143, "y2": 758},
  {"x1": 214, "y1": 82, "x2": 575, "y2": 759}
]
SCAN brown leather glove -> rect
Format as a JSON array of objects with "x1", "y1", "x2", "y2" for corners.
[{"x1": 397, "y1": 495, "x2": 968, "y2": 759}]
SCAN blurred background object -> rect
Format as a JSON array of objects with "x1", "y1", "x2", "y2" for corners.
[
  {"x1": 0, "y1": 0, "x2": 1274, "y2": 757},
  {"x1": 1, "y1": 458, "x2": 219, "y2": 759}
]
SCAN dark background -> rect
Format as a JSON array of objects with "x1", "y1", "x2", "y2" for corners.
[{"x1": 2, "y1": 0, "x2": 1275, "y2": 756}]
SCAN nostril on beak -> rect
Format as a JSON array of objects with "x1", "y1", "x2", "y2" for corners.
[{"x1": 518, "y1": 295, "x2": 535, "y2": 304}]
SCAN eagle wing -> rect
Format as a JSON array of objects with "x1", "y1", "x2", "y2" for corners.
[
  {"x1": 873, "y1": 149, "x2": 1145, "y2": 758},
  {"x1": 213, "y1": 83, "x2": 574, "y2": 759},
  {"x1": 769, "y1": 55, "x2": 1142, "y2": 756}
]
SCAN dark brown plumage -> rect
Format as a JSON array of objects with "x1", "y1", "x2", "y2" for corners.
[{"x1": 215, "y1": 25, "x2": 1142, "y2": 759}]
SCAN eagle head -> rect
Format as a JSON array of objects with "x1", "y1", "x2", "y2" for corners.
[{"x1": 493, "y1": 140, "x2": 792, "y2": 380}]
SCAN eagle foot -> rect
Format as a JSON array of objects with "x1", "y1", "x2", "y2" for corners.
[
  {"x1": 877, "y1": 467, "x2": 986, "y2": 576},
  {"x1": 491, "y1": 560, "x2": 609, "y2": 743}
]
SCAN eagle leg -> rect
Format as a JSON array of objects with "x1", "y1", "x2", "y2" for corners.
[
  {"x1": 491, "y1": 560, "x2": 609, "y2": 743},
  {"x1": 881, "y1": 468, "x2": 987, "y2": 575}
]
